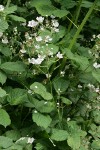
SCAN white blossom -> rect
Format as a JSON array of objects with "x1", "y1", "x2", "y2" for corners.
[
  {"x1": 60, "y1": 71, "x2": 65, "y2": 76},
  {"x1": 67, "y1": 117, "x2": 71, "y2": 121},
  {"x1": 34, "y1": 45, "x2": 40, "y2": 49},
  {"x1": 20, "y1": 49, "x2": 26, "y2": 53},
  {"x1": 34, "y1": 110, "x2": 37, "y2": 113},
  {"x1": 36, "y1": 36, "x2": 42, "y2": 42},
  {"x1": 54, "y1": 28, "x2": 59, "y2": 32},
  {"x1": 36, "y1": 16, "x2": 44, "y2": 23},
  {"x1": 78, "y1": 85, "x2": 82, "y2": 88},
  {"x1": 56, "y1": 52, "x2": 63, "y2": 59},
  {"x1": 2, "y1": 38, "x2": 8, "y2": 44},
  {"x1": 28, "y1": 55, "x2": 45, "y2": 65},
  {"x1": 97, "y1": 34, "x2": 100, "y2": 39},
  {"x1": 93, "y1": 62, "x2": 100, "y2": 69},
  {"x1": 52, "y1": 19, "x2": 59, "y2": 27},
  {"x1": 28, "y1": 20, "x2": 38, "y2": 27},
  {"x1": 0, "y1": 5, "x2": 4, "y2": 11},
  {"x1": 27, "y1": 137, "x2": 35, "y2": 144},
  {"x1": 46, "y1": 73, "x2": 51, "y2": 78}
]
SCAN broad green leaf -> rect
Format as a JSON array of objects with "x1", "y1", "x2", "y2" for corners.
[
  {"x1": 53, "y1": 77, "x2": 69, "y2": 93},
  {"x1": 0, "y1": 109, "x2": 11, "y2": 127},
  {"x1": 29, "y1": 0, "x2": 55, "y2": 16},
  {"x1": 29, "y1": 0, "x2": 52, "y2": 7},
  {"x1": 32, "y1": 112, "x2": 52, "y2": 129},
  {"x1": 0, "y1": 87, "x2": 6, "y2": 97},
  {"x1": 0, "y1": 45, "x2": 12, "y2": 56},
  {"x1": 7, "y1": 88, "x2": 27, "y2": 105},
  {"x1": 91, "y1": 139, "x2": 100, "y2": 149},
  {"x1": 0, "y1": 19, "x2": 9, "y2": 32},
  {"x1": 53, "y1": 9, "x2": 69, "y2": 18},
  {"x1": 4, "y1": 5, "x2": 17, "y2": 15},
  {"x1": 6, "y1": 144, "x2": 23, "y2": 150},
  {"x1": 36, "y1": 5, "x2": 56, "y2": 16},
  {"x1": 81, "y1": 1, "x2": 93, "y2": 8},
  {"x1": 67, "y1": 121, "x2": 87, "y2": 149},
  {"x1": 5, "y1": 130, "x2": 21, "y2": 141},
  {"x1": 0, "y1": 136, "x2": 13, "y2": 149},
  {"x1": 30, "y1": 98, "x2": 55, "y2": 113},
  {"x1": 30, "y1": 82, "x2": 53, "y2": 100},
  {"x1": 0, "y1": 62, "x2": 26, "y2": 72},
  {"x1": 65, "y1": 49, "x2": 90, "y2": 71},
  {"x1": 0, "y1": 71, "x2": 7, "y2": 85},
  {"x1": 51, "y1": 128, "x2": 69, "y2": 141},
  {"x1": 92, "y1": 69, "x2": 100, "y2": 83},
  {"x1": 61, "y1": 97, "x2": 72, "y2": 105},
  {"x1": 9, "y1": 15, "x2": 26, "y2": 22},
  {"x1": 67, "y1": 135, "x2": 80, "y2": 150}
]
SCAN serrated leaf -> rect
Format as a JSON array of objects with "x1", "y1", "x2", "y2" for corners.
[
  {"x1": 61, "y1": 97, "x2": 72, "y2": 105},
  {"x1": 30, "y1": 82, "x2": 53, "y2": 100},
  {"x1": 0, "y1": 71, "x2": 7, "y2": 85},
  {"x1": 7, "y1": 88, "x2": 27, "y2": 105},
  {"x1": 0, "y1": 109, "x2": 11, "y2": 127},
  {"x1": 53, "y1": 77, "x2": 69, "y2": 93},
  {"x1": 9, "y1": 15, "x2": 26, "y2": 22},
  {"x1": 91, "y1": 139, "x2": 100, "y2": 149},
  {"x1": 0, "y1": 19, "x2": 9, "y2": 32},
  {"x1": 67, "y1": 121, "x2": 87, "y2": 149},
  {"x1": 51, "y1": 128, "x2": 69, "y2": 141},
  {"x1": 65, "y1": 49, "x2": 90, "y2": 71},
  {"x1": 4, "y1": 5, "x2": 17, "y2": 15},
  {"x1": 0, "y1": 136, "x2": 13, "y2": 148},
  {"x1": 0, "y1": 87, "x2": 6, "y2": 97},
  {"x1": 53, "y1": 9, "x2": 69, "y2": 18},
  {"x1": 32, "y1": 112, "x2": 52, "y2": 129},
  {"x1": 67, "y1": 135, "x2": 80, "y2": 150},
  {"x1": 92, "y1": 69, "x2": 100, "y2": 83},
  {"x1": 5, "y1": 130, "x2": 21, "y2": 141},
  {"x1": 0, "y1": 62, "x2": 26, "y2": 72},
  {"x1": 0, "y1": 45, "x2": 12, "y2": 56},
  {"x1": 30, "y1": 98, "x2": 55, "y2": 113}
]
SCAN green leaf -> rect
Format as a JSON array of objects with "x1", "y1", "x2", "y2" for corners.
[
  {"x1": 0, "y1": 109, "x2": 11, "y2": 127},
  {"x1": 0, "y1": 87, "x2": 6, "y2": 97},
  {"x1": 81, "y1": 1, "x2": 93, "y2": 8},
  {"x1": 0, "y1": 45, "x2": 12, "y2": 56},
  {"x1": 32, "y1": 112, "x2": 52, "y2": 129},
  {"x1": 0, "y1": 19, "x2": 9, "y2": 32},
  {"x1": 30, "y1": 98, "x2": 55, "y2": 113},
  {"x1": 53, "y1": 9, "x2": 69, "y2": 18},
  {"x1": 0, "y1": 61, "x2": 26, "y2": 72},
  {"x1": 67, "y1": 121, "x2": 87, "y2": 149},
  {"x1": 30, "y1": 82, "x2": 53, "y2": 100},
  {"x1": 91, "y1": 139, "x2": 100, "y2": 149},
  {"x1": 9, "y1": 15, "x2": 26, "y2": 22},
  {"x1": 0, "y1": 136, "x2": 13, "y2": 149},
  {"x1": 92, "y1": 69, "x2": 100, "y2": 83},
  {"x1": 67, "y1": 135, "x2": 80, "y2": 150},
  {"x1": 51, "y1": 128, "x2": 69, "y2": 141},
  {"x1": 4, "y1": 5, "x2": 17, "y2": 15},
  {"x1": 0, "y1": 71, "x2": 7, "y2": 85},
  {"x1": 61, "y1": 97, "x2": 72, "y2": 105},
  {"x1": 5, "y1": 130, "x2": 21, "y2": 141},
  {"x1": 65, "y1": 49, "x2": 90, "y2": 71},
  {"x1": 53, "y1": 77, "x2": 69, "y2": 93},
  {"x1": 7, "y1": 88, "x2": 27, "y2": 105}
]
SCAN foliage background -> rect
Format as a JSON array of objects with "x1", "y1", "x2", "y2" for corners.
[{"x1": 0, "y1": 0, "x2": 100, "y2": 149}]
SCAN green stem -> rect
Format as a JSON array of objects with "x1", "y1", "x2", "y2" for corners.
[
  {"x1": 74, "y1": 0, "x2": 83, "y2": 25},
  {"x1": 6, "y1": 0, "x2": 11, "y2": 8},
  {"x1": 68, "y1": 0, "x2": 98, "y2": 50}
]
